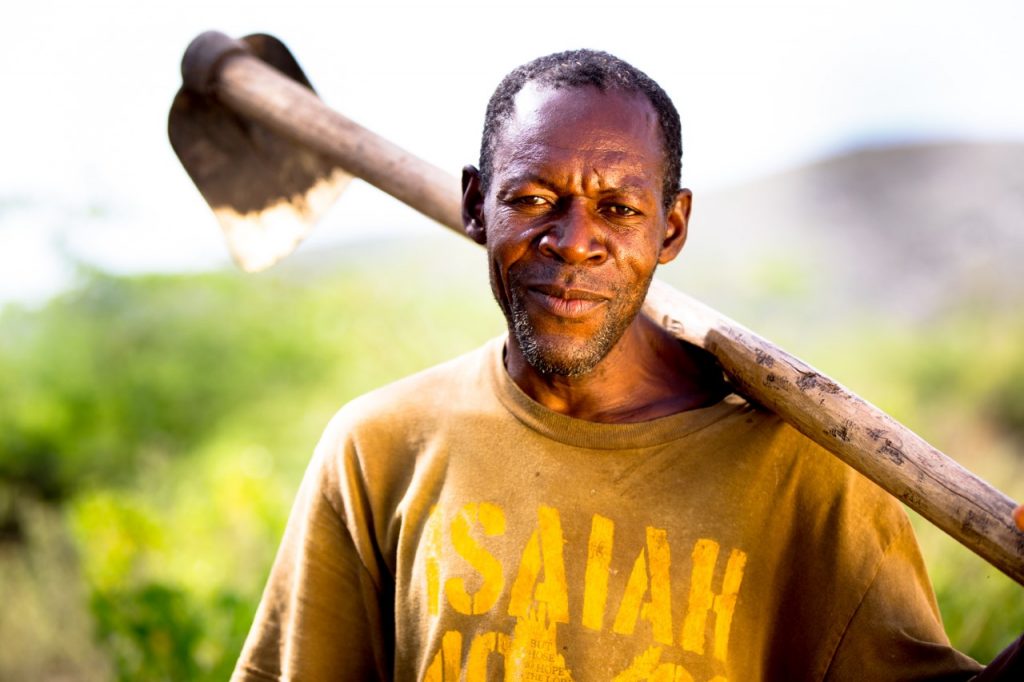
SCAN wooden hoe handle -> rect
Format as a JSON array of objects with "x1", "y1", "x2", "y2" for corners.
[{"x1": 177, "y1": 31, "x2": 1024, "y2": 585}]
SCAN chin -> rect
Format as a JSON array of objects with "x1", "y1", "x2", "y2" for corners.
[
  {"x1": 512, "y1": 318, "x2": 617, "y2": 378},
  {"x1": 523, "y1": 347, "x2": 602, "y2": 377}
]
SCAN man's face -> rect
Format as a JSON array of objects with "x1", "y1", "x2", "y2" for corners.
[{"x1": 465, "y1": 84, "x2": 689, "y2": 376}]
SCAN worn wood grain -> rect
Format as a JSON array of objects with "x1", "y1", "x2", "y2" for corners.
[{"x1": 641, "y1": 280, "x2": 1024, "y2": 585}]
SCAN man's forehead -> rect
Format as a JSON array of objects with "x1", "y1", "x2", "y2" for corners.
[
  {"x1": 505, "y1": 82, "x2": 657, "y2": 137},
  {"x1": 487, "y1": 83, "x2": 662, "y2": 186}
]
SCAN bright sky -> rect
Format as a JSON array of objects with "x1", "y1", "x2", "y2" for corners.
[{"x1": 2, "y1": 0, "x2": 1023, "y2": 304}]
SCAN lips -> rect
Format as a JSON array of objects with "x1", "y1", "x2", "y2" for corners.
[{"x1": 525, "y1": 284, "x2": 608, "y2": 319}]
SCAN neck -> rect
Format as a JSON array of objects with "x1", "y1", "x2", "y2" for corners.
[{"x1": 505, "y1": 315, "x2": 726, "y2": 423}]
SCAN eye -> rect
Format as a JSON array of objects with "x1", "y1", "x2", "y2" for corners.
[
  {"x1": 514, "y1": 195, "x2": 550, "y2": 207},
  {"x1": 506, "y1": 195, "x2": 555, "y2": 213},
  {"x1": 604, "y1": 204, "x2": 640, "y2": 217}
]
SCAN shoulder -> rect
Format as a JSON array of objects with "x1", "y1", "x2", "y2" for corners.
[
  {"x1": 720, "y1": 401, "x2": 912, "y2": 547},
  {"x1": 724, "y1": 406, "x2": 931, "y2": 676},
  {"x1": 759, "y1": 412, "x2": 917, "y2": 601},
  {"x1": 309, "y1": 338, "x2": 504, "y2": 502},
  {"x1": 784, "y1": 415, "x2": 907, "y2": 522},
  {"x1": 327, "y1": 337, "x2": 501, "y2": 441},
  {"x1": 303, "y1": 339, "x2": 505, "y2": 556}
]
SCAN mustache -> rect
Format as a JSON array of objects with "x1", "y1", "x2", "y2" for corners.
[{"x1": 507, "y1": 263, "x2": 616, "y2": 294}]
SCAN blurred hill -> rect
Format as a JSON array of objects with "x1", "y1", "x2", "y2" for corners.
[
  {"x1": 275, "y1": 140, "x2": 1024, "y2": 335},
  {"x1": 666, "y1": 140, "x2": 1024, "y2": 328}
]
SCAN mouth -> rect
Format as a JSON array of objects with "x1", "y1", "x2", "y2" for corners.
[{"x1": 524, "y1": 284, "x2": 608, "y2": 319}]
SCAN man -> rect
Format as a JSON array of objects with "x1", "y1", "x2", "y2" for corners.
[{"x1": 233, "y1": 50, "x2": 1022, "y2": 680}]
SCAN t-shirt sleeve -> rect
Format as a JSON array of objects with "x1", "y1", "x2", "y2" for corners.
[
  {"x1": 823, "y1": 520, "x2": 983, "y2": 681},
  {"x1": 231, "y1": 426, "x2": 388, "y2": 681}
]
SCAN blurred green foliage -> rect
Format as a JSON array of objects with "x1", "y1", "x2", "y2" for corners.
[
  {"x1": 0, "y1": 240, "x2": 1022, "y2": 678},
  {"x1": 0, "y1": 267, "x2": 333, "y2": 501},
  {"x1": 0, "y1": 238, "x2": 503, "y2": 680}
]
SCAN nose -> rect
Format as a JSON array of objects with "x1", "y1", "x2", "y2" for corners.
[{"x1": 537, "y1": 202, "x2": 607, "y2": 265}]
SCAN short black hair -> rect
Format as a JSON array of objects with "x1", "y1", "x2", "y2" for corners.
[{"x1": 479, "y1": 49, "x2": 682, "y2": 211}]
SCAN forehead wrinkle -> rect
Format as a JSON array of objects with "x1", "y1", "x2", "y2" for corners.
[
  {"x1": 596, "y1": 183, "x2": 652, "y2": 197},
  {"x1": 498, "y1": 141, "x2": 650, "y2": 183},
  {"x1": 503, "y1": 124, "x2": 653, "y2": 161},
  {"x1": 496, "y1": 148, "x2": 656, "y2": 196},
  {"x1": 508, "y1": 129, "x2": 651, "y2": 158}
]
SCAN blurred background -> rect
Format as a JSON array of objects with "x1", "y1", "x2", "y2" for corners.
[{"x1": 3, "y1": 0, "x2": 1024, "y2": 679}]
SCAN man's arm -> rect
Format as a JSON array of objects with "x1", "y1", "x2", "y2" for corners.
[
  {"x1": 824, "y1": 519, "x2": 1023, "y2": 680},
  {"x1": 231, "y1": 440, "x2": 388, "y2": 681}
]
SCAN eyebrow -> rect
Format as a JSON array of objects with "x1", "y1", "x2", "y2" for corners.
[
  {"x1": 597, "y1": 185, "x2": 651, "y2": 197},
  {"x1": 498, "y1": 174, "x2": 654, "y2": 197},
  {"x1": 497, "y1": 173, "x2": 559, "y2": 192}
]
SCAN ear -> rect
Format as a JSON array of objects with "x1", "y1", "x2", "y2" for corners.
[
  {"x1": 462, "y1": 165, "x2": 486, "y2": 245},
  {"x1": 657, "y1": 188, "x2": 691, "y2": 264}
]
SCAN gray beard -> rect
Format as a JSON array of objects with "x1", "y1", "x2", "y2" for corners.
[
  {"x1": 509, "y1": 298, "x2": 615, "y2": 377},
  {"x1": 504, "y1": 270, "x2": 653, "y2": 377}
]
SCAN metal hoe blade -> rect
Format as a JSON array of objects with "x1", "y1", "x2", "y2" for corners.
[{"x1": 168, "y1": 33, "x2": 351, "y2": 272}]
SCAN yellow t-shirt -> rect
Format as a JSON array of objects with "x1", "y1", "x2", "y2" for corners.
[{"x1": 233, "y1": 337, "x2": 981, "y2": 681}]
